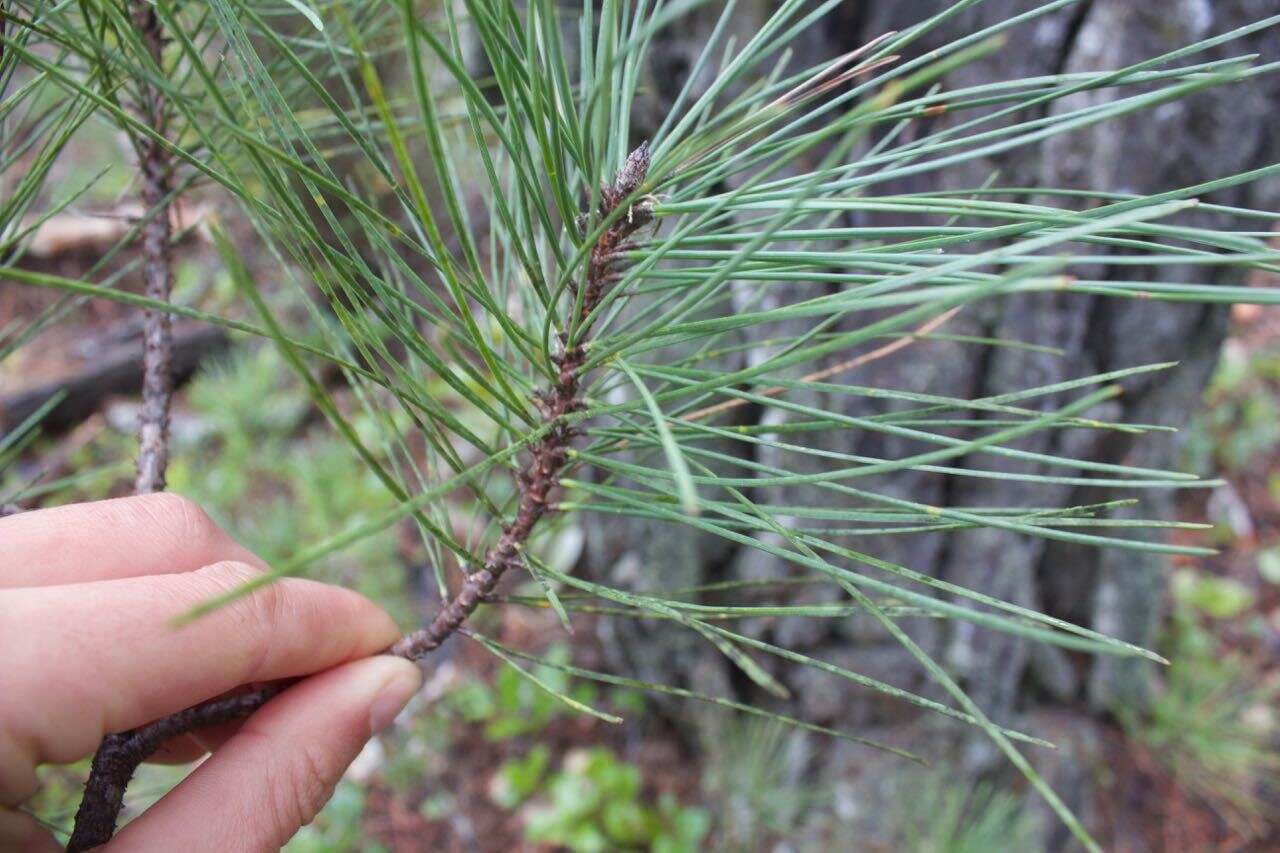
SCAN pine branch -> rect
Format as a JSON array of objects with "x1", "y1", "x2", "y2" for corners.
[
  {"x1": 66, "y1": 144, "x2": 653, "y2": 852},
  {"x1": 394, "y1": 142, "x2": 653, "y2": 658},
  {"x1": 13, "y1": 3, "x2": 1277, "y2": 850}
]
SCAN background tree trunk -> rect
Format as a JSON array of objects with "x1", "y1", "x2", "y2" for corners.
[{"x1": 581, "y1": 2, "x2": 1280, "y2": 846}]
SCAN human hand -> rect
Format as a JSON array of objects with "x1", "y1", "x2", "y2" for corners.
[{"x1": 0, "y1": 494, "x2": 422, "y2": 851}]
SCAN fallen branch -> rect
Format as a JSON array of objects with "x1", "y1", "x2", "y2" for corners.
[
  {"x1": 0, "y1": 325, "x2": 229, "y2": 437},
  {"x1": 19, "y1": 202, "x2": 212, "y2": 260}
]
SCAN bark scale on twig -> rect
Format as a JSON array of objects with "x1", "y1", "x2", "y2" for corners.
[{"x1": 67, "y1": 145, "x2": 652, "y2": 851}]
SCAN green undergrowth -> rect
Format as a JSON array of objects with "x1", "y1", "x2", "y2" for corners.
[
  {"x1": 889, "y1": 769, "x2": 1038, "y2": 853},
  {"x1": 1186, "y1": 343, "x2": 1280, "y2": 479},
  {"x1": 497, "y1": 747, "x2": 709, "y2": 852},
  {"x1": 1118, "y1": 587, "x2": 1280, "y2": 836}
]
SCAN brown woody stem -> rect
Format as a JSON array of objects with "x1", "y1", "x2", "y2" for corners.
[
  {"x1": 66, "y1": 685, "x2": 289, "y2": 852},
  {"x1": 67, "y1": 144, "x2": 652, "y2": 851}
]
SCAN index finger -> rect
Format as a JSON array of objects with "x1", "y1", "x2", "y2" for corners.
[
  {"x1": 0, "y1": 494, "x2": 265, "y2": 589},
  {"x1": 0, "y1": 561, "x2": 403, "y2": 806}
]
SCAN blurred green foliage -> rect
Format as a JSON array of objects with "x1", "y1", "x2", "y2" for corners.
[
  {"x1": 286, "y1": 782, "x2": 384, "y2": 853},
  {"x1": 34, "y1": 345, "x2": 415, "y2": 623},
  {"x1": 291, "y1": 640, "x2": 658, "y2": 847},
  {"x1": 29, "y1": 762, "x2": 191, "y2": 845},
  {"x1": 439, "y1": 642, "x2": 641, "y2": 742},
  {"x1": 518, "y1": 747, "x2": 709, "y2": 853},
  {"x1": 1119, "y1": 593, "x2": 1279, "y2": 835},
  {"x1": 1258, "y1": 547, "x2": 1280, "y2": 585},
  {"x1": 170, "y1": 347, "x2": 411, "y2": 622},
  {"x1": 890, "y1": 771, "x2": 1037, "y2": 853},
  {"x1": 482, "y1": 645, "x2": 599, "y2": 741},
  {"x1": 1186, "y1": 345, "x2": 1280, "y2": 475},
  {"x1": 698, "y1": 717, "x2": 822, "y2": 848},
  {"x1": 1172, "y1": 568, "x2": 1256, "y2": 620},
  {"x1": 490, "y1": 744, "x2": 553, "y2": 809}
]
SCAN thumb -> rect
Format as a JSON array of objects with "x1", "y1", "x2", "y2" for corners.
[
  {"x1": 110, "y1": 656, "x2": 422, "y2": 852},
  {"x1": 0, "y1": 808, "x2": 60, "y2": 852}
]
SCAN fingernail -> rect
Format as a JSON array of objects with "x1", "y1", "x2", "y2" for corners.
[{"x1": 368, "y1": 659, "x2": 422, "y2": 734}]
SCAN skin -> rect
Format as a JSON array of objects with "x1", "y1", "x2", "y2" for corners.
[{"x1": 0, "y1": 493, "x2": 423, "y2": 851}]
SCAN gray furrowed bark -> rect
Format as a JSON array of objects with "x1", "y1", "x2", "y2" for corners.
[{"x1": 587, "y1": 3, "x2": 1280, "y2": 846}]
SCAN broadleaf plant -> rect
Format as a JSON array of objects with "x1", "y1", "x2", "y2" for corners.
[{"x1": 4, "y1": 0, "x2": 1280, "y2": 849}]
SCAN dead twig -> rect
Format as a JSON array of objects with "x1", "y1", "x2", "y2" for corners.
[
  {"x1": 20, "y1": 202, "x2": 211, "y2": 259},
  {"x1": 0, "y1": 325, "x2": 229, "y2": 437}
]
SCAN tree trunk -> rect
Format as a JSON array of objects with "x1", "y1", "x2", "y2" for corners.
[{"x1": 582, "y1": 2, "x2": 1280, "y2": 846}]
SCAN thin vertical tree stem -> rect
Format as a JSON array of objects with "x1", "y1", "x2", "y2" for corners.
[
  {"x1": 68, "y1": 5, "x2": 178, "y2": 849},
  {"x1": 131, "y1": 1, "x2": 174, "y2": 495}
]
